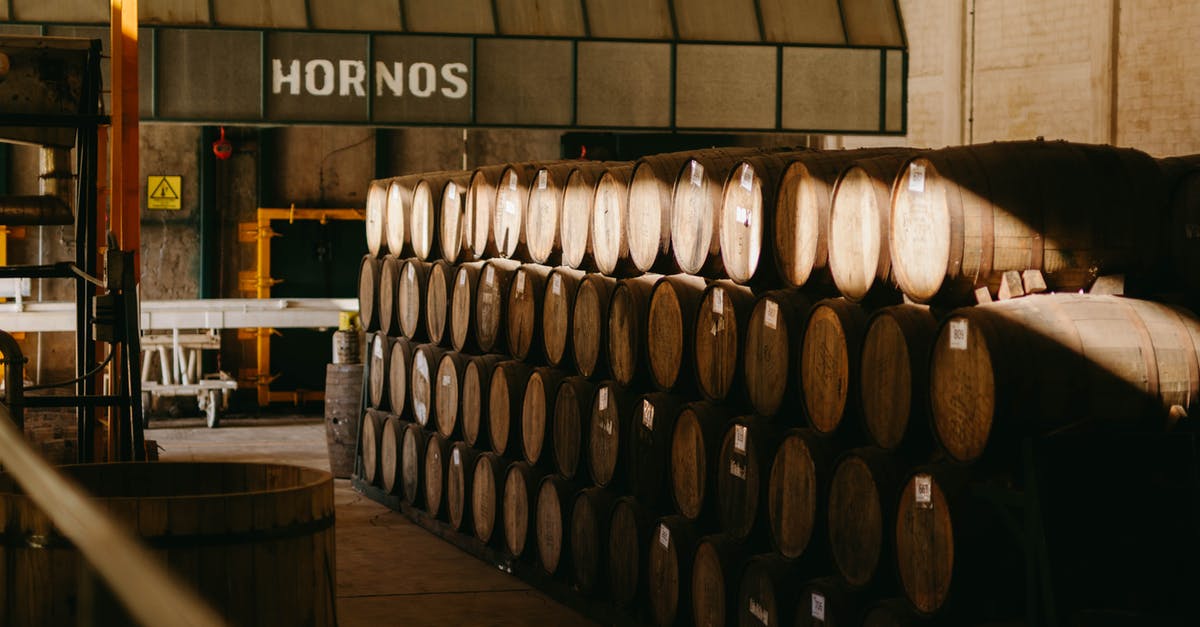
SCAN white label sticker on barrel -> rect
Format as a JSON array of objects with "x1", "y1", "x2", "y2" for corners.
[
  {"x1": 713, "y1": 289, "x2": 724, "y2": 315},
  {"x1": 740, "y1": 165, "x2": 754, "y2": 191},
  {"x1": 452, "y1": 448, "x2": 461, "y2": 466},
  {"x1": 729, "y1": 458, "x2": 747, "y2": 479},
  {"x1": 407, "y1": 263, "x2": 415, "y2": 280},
  {"x1": 736, "y1": 205, "x2": 751, "y2": 227},
  {"x1": 949, "y1": 319, "x2": 969, "y2": 350},
  {"x1": 749, "y1": 599, "x2": 769, "y2": 625},
  {"x1": 600, "y1": 418, "x2": 613, "y2": 435},
  {"x1": 504, "y1": 200, "x2": 516, "y2": 216},
  {"x1": 458, "y1": 270, "x2": 466, "y2": 286},
  {"x1": 811, "y1": 593, "x2": 826, "y2": 621},
  {"x1": 658, "y1": 524, "x2": 670, "y2": 548},
  {"x1": 441, "y1": 374, "x2": 451, "y2": 387},
  {"x1": 508, "y1": 173, "x2": 517, "y2": 191},
  {"x1": 517, "y1": 272, "x2": 527, "y2": 296},
  {"x1": 374, "y1": 340, "x2": 384, "y2": 359},
  {"x1": 908, "y1": 163, "x2": 926, "y2": 192},
  {"x1": 598, "y1": 387, "x2": 609, "y2": 411},
  {"x1": 485, "y1": 266, "x2": 494, "y2": 286},
  {"x1": 642, "y1": 400, "x2": 654, "y2": 430},
  {"x1": 537, "y1": 170, "x2": 548, "y2": 190},
  {"x1": 734, "y1": 424, "x2": 747, "y2": 453},
  {"x1": 915, "y1": 474, "x2": 933, "y2": 508},
  {"x1": 690, "y1": 161, "x2": 704, "y2": 187},
  {"x1": 448, "y1": 185, "x2": 457, "y2": 201},
  {"x1": 764, "y1": 300, "x2": 779, "y2": 330},
  {"x1": 551, "y1": 275, "x2": 562, "y2": 295}
]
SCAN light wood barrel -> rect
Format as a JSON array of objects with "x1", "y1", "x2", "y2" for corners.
[
  {"x1": 360, "y1": 410, "x2": 386, "y2": 485},
  {"x1": 571, "y1": 487, "x2": 617, "y2": 596},
  {"x1": 793, "y1": 578, "x2": 860, "y2": 627},
  {"x1": 470, "y1": 451, "x2": 506, "y2": 545},
  {"x1": 461, "y1": 354, "x2": 505, "y2": 449},
  {"x1": 397, "y1": 258, "x2": 431, "y2": 340},
  {"x1": 774, "y1": 148, "x2": 916, "y2": 288},
  {"x1": 693, "y1": 280, "x2": 754, "y2": 402},
  {"x1": 449, "y1": 261, "x2": 485, "y2": 353},
  {"x1": 745, "y1": 289, "x2": 814, "y2": 417},
  {"x1": 629, "y1": 393, "x2": 684, "y2": 511},
  {"x1": 377, "y1": 255, "x2": 402, "y2": 337},
  {"x1": 552, "y1": 376, "x2": 596, "y2": 479},
  {"x1": 861, "y1": 304, "x2": 938, "y2": 453},
  {"x1": 827, "y1": 155, "x2": 913, "y2": 302},
  {"x1": 592, "y1": 164, "x2": 636, "y2": 275},
  {"x1": 669, "y1": 402, "x2": 736, "y2": 521},
  {"x1": 561, "y1": 163, "x2": 610, "y2": 270},
  {"x1": 506, "y1": 263, "x2": 552, "y2": 361},
  {"x1": 890, "y1": 141, "x2": 1166, "y2": 305},
  {"x1": 608, "y1": 274, "x2": 659, "y2": 388},
  {"x1": 535, "y1": 474, "x2": 577, "y2": 575},
  {"x1": 400, "y1": 421, "x2": 428, "y2": 506},
  {"x1": 488, "y1": 360, "x2": 534, "y2": 456},
  {"x1": 494, "y1": 163, "x2": 541, "y2": 260},
  {"x1": 588, "y1": 381, "x2": 635, "y2": 488},
  {"x1": 367, "y1": 332, "x2": 392, "y2": 410},
  {"x1": 766, "y1": 428, "x2": 832, "y2": 560},
  {"x1": 411, "y1": 171, "x2": 469, "y2": 261},
  {"x1": 716, "y1": 417, "x2": 780, "y2": 541},
  {"x1": 447, "y1": 443, "x2": 481, "y2": 533},
  {"x1": 628, "y1": 151, "x2": 694, "y2": 273},
  {"x1": 358, "y1": 255, "x2": 381, "y2": 332},
  {"x1": 930, "y1": 293, "x2": 1200, "y2": 463},
  {"x1": 671, "y1": 151, "x2": 758, "y2": 276},
  {"x1": 526, "y1": 164, "x2": 569, "y2": 264},
  {"x1": 438, "y1": 175, "x2": 470, "y2": 263},
  {"x1": 425, "y1": 260, "x2": 455, "y2": 345},
  {"x1": 465, "y1": 164, "x2": 506, "y2": 260},
  {"x1": 387, "y1": 337, "x2": 414, "y2": 420},
  {"x1": 691, "y1": 534, "x2": 746, "y2": 627},
  {"x1": 366, "y1": 179, "x2": 388, "y2": 256},
  {"x1": 800, "y1": 298, "x2": 869, "y2": 435},
  {"x1": 718, "y1": 154, "x2": 793, "y2": 284},
  {"x1": 410, "y1": 344, "x2": 446, "y2": 429},
  {"x1": 521, "y1": 367, "x2": 568, "y2": 468},
  {"x1": 503, "y1": 461, "x2": 545, "y2": 558},
  {"x1": 379, "y1": 415, "x2": 405, "y2": 496},
  {"x1": 828, "y1": 447, "x2": 904, "y2": 589},
  {"x1": 434, "y1": 351, "x2": 470, "y2": 439},
  {"x1": 648, "y1": 274, "x2": 708, "y2": 392},
  {"x1": 608, "y1": 496, "x2": 652, "y2": 608},
  {"x1": 424, "y1": 432, "x2": 450, "y2": 518},
  {"x1": 385, "y1": 177, "x2": 414, "y2": 257},
  {"x1": 542, "y1": 267, "x2": 585, "y2": 368},
  {"x1": 736, "y1": 554, "x2": 801, "y2": 627},
  {"x1": 647, "y1": 515, "x2": 700, "y2": 627},
  {"x1": 476, "y1": 259, "x2": 521, "y2": 354},
  {"x1": 573, "y1": 273, "x2": 618, "y2": 378}
]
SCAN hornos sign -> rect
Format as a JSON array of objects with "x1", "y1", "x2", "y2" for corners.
[{"x1": 271, "y1": 58, "x2": 469, "y2": 99}]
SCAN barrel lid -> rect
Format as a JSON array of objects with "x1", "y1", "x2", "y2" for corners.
[
  {"x1": 895, "y1": 472, "x2": 954, "y2": 614},
  {"x1": 861, "y1": 312, "x2": 912, "y2": 449},
  {"x1": 385, "y1": 178, "x2": 409, "y2": 256},
  {"x1": 890, "y1": 156, "x2": 952, "y2": 303},
  {"x1": 929, "y1": 313, "x2": 995, "y2": 463},
  {"x1": 828, "y1": 164, "x2": 887, "y2": 302},
  {"x1": 775, "y1": 159, "x2": 830, "y2": 288},
  {"x1": 829, "y1": 454, "x2": 882, "y2": 587},
  {"x1": 719, "y1": 160, "x2": 765, "y2": 283}
]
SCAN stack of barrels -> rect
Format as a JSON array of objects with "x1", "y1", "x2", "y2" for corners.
[{"x1": 354, "y1": 140, "x2": 1200, "y2": 626}]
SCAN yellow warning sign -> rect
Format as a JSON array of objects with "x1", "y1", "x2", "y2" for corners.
[{"x1": 147, "y1": 175, "x2": 181, "y2": 210}]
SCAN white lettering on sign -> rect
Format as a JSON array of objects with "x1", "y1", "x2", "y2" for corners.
[
  {"x1": 915, "y1": 474, "x2": 933, "y2": 508},
  {"x1": 537, "y1": 170, "x2": 548, "y2": 190},
  {"x1": 551, "y1": 274, "x2": 561, "y2": 295},
  {"x1": 908, "y1": 163, "x2": 926, "y2": 192},
  {"x1": 642, "y1": 399, "x2": 654, "y2": 430},
  {"x1": 764, "y1": 300, "x2": 778, "y2": 330},
  {"x1": 690, "y1": 161, "x2": 704, "y2": 187},
  {"x1": 598, "y1": 387, "x2": 608, "y2": 411},
  {"x1": 811, "y1": 593, "x2": 826, "y2": 621},
  {"x1": 713, "y1": 289, "x2": 724, "y2": 315},
  {"x1": 749, "y1": 599, "x2": 769, "y2": 625},
  {"x1": 734, "y1": 424, "x2": 747, "y2": 453},
  {"x1": 452, "y1": 447, "x2": 461, "y2": 466},
  {"x1": 729, "y1": 458, "x2": 747, "y2": 479},
  {"x1": 740, "y1": 165, "x2": 754, "y2": 191},
  {"x1": 375, "y1": 61, "x2": 468, "y2": 99},
  {"x1": 273, "y1": 58, "x2": 468, "y2": 99},
  {"x1": 949, "y1": 319, "x2": 968, "y2": 350},
  {"x1": 516, "y1": 272, "x2": 526, "y2": 296},
  {"x1": 658, "y1": 524, "x2": 670, "y2": 548},
  {"x1": 306, "y1": 59, "x2": 335, "y2": 95}
]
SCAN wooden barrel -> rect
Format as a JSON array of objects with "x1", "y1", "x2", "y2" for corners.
[
  {"x1": 716, "y1": 417, "x2": 780, "y2": 541},
  {"x1": 827, "y1": 155, "x2": 914, "y2": 302},
  {"x1": 521, "y1": 367, "x2": 568, "y2": 467},
  {"x1": 411, "y1": 171, "x2": 469, "y2": 261},
  {"x1": 861, "y1": 304, "x2": 938, "y2": 453},
  {"x1": 331, "y1": 329, "x2": 360, "y2": 365},
  {"x1": 629, "y1": 393, "x2": 685, "y2": 511},
  {"x1": 494, "y1": 163, "x2": 541, "y2": 260},
  {"x1": 560, "y1": 165, "x2": 605, "y2": 270},
  {"x1": 397, "y1": 258, "x2": 430, "y2": 341},
  {"x1": 572, "y1": 273, "x2": 617, "y2": 378},
  {"x1": 424, "y1": 432, "x2": 450, "y2": 518},
  {"x1": 671, "y1": 150, "x2": 759, "y2": 276},
  {"x1": 367, "y1": 332, "x2": 392, "y2": 410},
  {"x1": 387, "y1": 337, "x2": 414, "y2": 420},
  {"x1": 400, "y1": 421, "x2": 428, "y2": 506},
  {"x1": 929, "y1": 293, "x2": 1200, "y2": 464},
  {"x1": 828, "y1": 447, "x2": 904, "y2": 589},
  {"x1": 450, "y1": 261, "x2": 485, "y2": 352},
  {"x1": 447, "y1": 443, "x2": 481, "y2": 533},
  {"x1": 588, "y1": 381, "x2": 635, "y2": 488},
  {"x1": 861, "y1": 598, "x2": 922, "y2": 627},
  {"x1": 462, "y1": 354, "x2": 506, "y2": 449},
  {"x1": 608, "y1": 274, "x2": 659, "y2": 387},
  {"x1": 793, "y1": 577, "x2": 860, "y2": 627},
  {"x1": 669, "y1": 402, "x2": 736, "y2": 521},
  {"x1": 766, "y1": 428, "x2": 832, "y2": 560},
  {"x1": 470, "y1": 451, "x2": 506, "y2": 545},
  {"x1": 360, "y1": 410, "x2": 386, "y2": 485},
  {"x1": 648, "y1": 274, "x2": 708, "y2": 392},
  {"x1": 0, "y1": 461, "x2": 337, "y2": 626},
  {"x1": 690, "y1": 534, "x2": 746, "y2": 627},
  {"x1": 526, "y1": 164, "x2": 568, "y2": 264},
  {"x1": 736, "y1": 554, "x2": 801, "y2": 627},
  {"x1": 592, "y1": 164, "x2": 636, "y2": 275},
  {"x1": 774, "y1": 149, "x2": 916, "y2": 288},
  {"x1": 502, "y1": 461, "x2": 544, "y2": 558},
  {"x1": 608, "y1": 496, "x2": 652, "y2": 608},
  {"x1": 379, "y1": 415, "x2": 405, "y2": 496},
  {"x1": 385, "y1": 177, "x2": 413, "y2": 257},
  {"x1": 800, "y1": 298, "x2": 869, "y2": 435},
  {"x1": 476, "y1": 259, "x2": 521, "y2": 354},
  {"x1": 718, "y1": 154, "x2": 792, "y2": 284},
  {"x1": 324, "y1": 363, "x2": 363, "y2": 478},
  {"x1": 693, "y1": 280, "x2": 754, "y2": 402},
  {"x1": 465, "y1": 164, "x2": 506, "y2": 260},
  {"x1": 570, "y1": 487, "x2": 616, "y2": 596},
  {"x1": 365, "y1": 179, "x2": 388, "y2": 256},
  {"x1": 552, "y1": 376, "x2": 596, "y2": 479},
  {"x1": 358, "y1": 255, "x2": 381, "y2": 332},
  {"x1": 410, "y1": 343, "x2": 446, "y2": 429},
  {"x1": 488, "y1": 360, "x2": 534, "y2": 456},
  {"x1": 543, "y1": 267, "x2": 585, "y2": 368},
  {"x1": 1168, "y1": 163, "x2": 1200, "y2": 295},
  {"x1": 506, "y1": 263, "x2": 551, "y2": 361},
  {"x1": 535, "y1": 474, "x2": 577, "y2": 575},
  {"x1": 890, "y1": 141, "x2": 1166, "y2": 305},
  {"x1": 647, "y1": 515, "x2": 700, "y2": 627},
  {"x1": 438, "y1": 175, "x2": 470, "y2": 263},
  {"x1": 745, "y1": 289, "x2": 813, "y2": 416},
  {"x1": 425, "y1": 259, "x2": 455, "y2": 346},
  {"x1": 434, "y1": 351, "x2": 470, "y2": 439},
  {"x1": 377, "y1": 255, "x2": 402, "y2": 337}
]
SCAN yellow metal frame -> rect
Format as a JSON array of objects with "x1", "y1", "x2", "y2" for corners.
[{"x1": 239, "y1": 206, "x2": 365, "y2": 406}]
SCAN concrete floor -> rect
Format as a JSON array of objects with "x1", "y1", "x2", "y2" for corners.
[{"x1": 147, "y1": 415, "x2": 594, "y2": 627}]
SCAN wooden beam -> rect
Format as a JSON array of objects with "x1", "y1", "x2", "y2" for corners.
[{"x1": 110, "y1": 0, "x2": 140, "y2": 278}]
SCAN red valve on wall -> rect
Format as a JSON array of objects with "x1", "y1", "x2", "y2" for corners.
[{"x1": 212, "y1": 127, "x2": 233, "y2": 160}]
